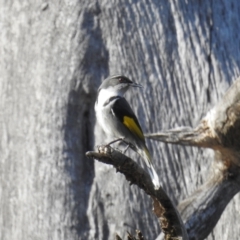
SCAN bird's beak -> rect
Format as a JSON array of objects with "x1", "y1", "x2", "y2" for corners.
[{"x1": 130, "y1": 82, "x2": 143, "y2": 88}]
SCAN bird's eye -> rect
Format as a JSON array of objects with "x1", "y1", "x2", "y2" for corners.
[{"x1": 119, "y1": 78, "x2": 123, "y2": 83}]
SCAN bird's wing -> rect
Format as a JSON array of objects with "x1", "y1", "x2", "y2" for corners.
[{"x1": 112, "y1": 97, "x2": 145, "y2": 140}]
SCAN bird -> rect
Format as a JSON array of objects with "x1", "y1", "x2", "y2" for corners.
[{"x1": 95, "y1": 75, "x2": 160, "y2": 189}]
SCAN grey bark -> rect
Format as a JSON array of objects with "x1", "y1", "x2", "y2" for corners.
[
  {"x1": 1, "y1": 1, "x2": 240, "y2": 240},
  {"x1": 148, "y1": 78, "x2": 240, "y2": 239}
]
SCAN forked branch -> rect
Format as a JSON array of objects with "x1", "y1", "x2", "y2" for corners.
[{"x1": 147, "y1": 78, "x2": 240, "y2": 240}]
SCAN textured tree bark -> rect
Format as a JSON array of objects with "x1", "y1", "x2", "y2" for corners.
[
  {"x1": 1, "y1": 0, "x2": 240, "y2": 240},
  {"x1": 148, "y1": 79, "x2": 240, "y2": 239},
  {"x1": 0, "y1": 1, "x2": 97, "y2": 239}
]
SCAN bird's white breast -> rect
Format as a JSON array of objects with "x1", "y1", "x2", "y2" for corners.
[{"x1": 95, "y1": 88, "x2": 118, "y2": 136}]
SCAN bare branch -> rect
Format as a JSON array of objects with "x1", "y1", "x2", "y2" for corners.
[
  {"x1": 146, "y1": 78, "x2": 240, "y2": 156},
  {"x1": 89, "y1": 79, "x2": 240, "y2": 240},
  {"x1": 178, "y1": 161, "x2": 240, "y2": 239},
  {"x1": 150, "y1": 78, "x2": 240, "y2": 240},
  {"x1": 86, "y1": 146, "x2": 188, "y2": 240},
  {"x1": 145, "y1": 125, "x2": 218, "y2": 148}
]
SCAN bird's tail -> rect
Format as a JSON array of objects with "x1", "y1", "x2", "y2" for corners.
[{"x1": 137, "y1": 146, "x2": 160, "y2": 190}]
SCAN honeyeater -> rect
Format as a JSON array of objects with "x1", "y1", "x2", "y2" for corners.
[{"x1": 95, "y1": 75, "x2": 160, "y2": 189}]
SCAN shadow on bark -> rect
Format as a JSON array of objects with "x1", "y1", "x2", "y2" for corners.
[{"x1": 63, "y1": 2, "x2": 109, "y2": 237}]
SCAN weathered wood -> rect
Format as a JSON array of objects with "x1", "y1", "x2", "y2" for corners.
[
  {"x1": 88, "y1": 79, "x2": 240, "y2": 240},
  {"x1": 145, "y1": 126, "x2": 218, "y2": 148},
  {"x1": 148, "y1": 78, "x2": 240, "y2": 239},
  {"x1": 87, "y1": 146, "x2": 188, "y2": 240},
  {"x1": 1, "y1": 0, "x2": 240, "y2": 240},
  {"x1": 179, "y1": 165, "x2": 240, "y2": 240},
  {"x1": 146, "y1": 78, "x2": 240, "y2": 153}
]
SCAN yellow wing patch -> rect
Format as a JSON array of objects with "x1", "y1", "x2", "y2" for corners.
[{"x1": 123, "y1": 116, "x2": 144, "y2": 140}]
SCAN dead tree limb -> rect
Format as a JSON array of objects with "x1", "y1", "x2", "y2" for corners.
[
  {"x1": 87, "y1": 79, "x2": 240, "y2": 240},
  {"x1": 146, "y1": 78, "x2": 240, "y2": 239},
  {"x1": 86, "y1": 146, "x2": 188, "y2": 240}
]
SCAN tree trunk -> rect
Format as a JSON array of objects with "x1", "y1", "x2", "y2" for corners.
[{"x1": 0, "y1": 0, "x2": 240, "y2": 240}]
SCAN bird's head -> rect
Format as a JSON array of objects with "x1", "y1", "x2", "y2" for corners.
[{"x1": 98, "y1": 75, "x2": 142, "y2": 96}]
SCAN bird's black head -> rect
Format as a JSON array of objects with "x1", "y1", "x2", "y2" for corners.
[{"x1": 98, "y1": 75, "x2": 142, "y2": 95}]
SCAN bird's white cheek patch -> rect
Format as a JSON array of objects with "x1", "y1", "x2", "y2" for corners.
[{"x1": 97, "y1": 88, "x2": 118, "y2": 107}]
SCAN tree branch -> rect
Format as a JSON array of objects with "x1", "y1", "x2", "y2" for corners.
[
  {"x1": 148, "y1": 78, "x2": 240, "y2": 240},
  {"x1": 178, "y1": 160, "x2": 240, "y2": 239},
  {"x1": 86, "y1": 146, "x2": 188, "y2": 240},
  {"x1": 145, "y1": 125, "x2": 218, "y2": 149},
  {"x1": 89, "y1": 79, "x2": 240, "y2": 240},
  {"x1": 146, "y1": 78, "x2": 240, "y2": 156}
]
